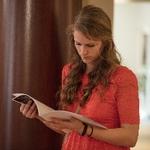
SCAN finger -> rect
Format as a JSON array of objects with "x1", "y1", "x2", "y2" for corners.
[
  {"x1": 43, "y1": 120, "x2": 73, "y2": 135},
  {"x1": 30, "y1": 109, "x2": 38, "y2": 118},
  {"x1": 24, "y1": 103, "x2": 37, "y2": 118},
  {"x1": 21, "y1": 100, "x2": 32, "y2": 113},
  {"x1": 70, "y1": 117, "x2": 80, "y2": 122},
  {"x1": 20, "y1": 104, "x2": 25, "y2": 112},
  {"x1": 42, "y1": 121, "x2": 57, "y2": 129},
  {"x1": 50, "y1": 119, "x2": 64, "y2": 125},
  {"x1": 43, "y1": 120, "x2": 63, "y2": 130},
  {"x1": 50, "y1": 117, "x2": 70, "y2": 123},
  {"x1": 22, "y1": 101, "x2": 36, "y2": 117},
  {"x1": 46, "y1": 124, "x2": 61, "y2": 132},
  {"x1": 52, "y1": 120, "x2": 73, "y2": 130},
  {"x1": 30, "y1": 102, "x2": 37, "y2": 114}
]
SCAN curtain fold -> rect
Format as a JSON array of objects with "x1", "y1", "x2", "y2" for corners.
[{"x1": 0, "y1": 0, "x2": 82, "y2": 149}]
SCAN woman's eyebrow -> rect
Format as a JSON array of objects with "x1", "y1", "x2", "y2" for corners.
[{"x1": 74, "y1": 40, "x2": 95, "y2": 45}]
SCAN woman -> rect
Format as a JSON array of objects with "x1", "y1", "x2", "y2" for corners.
[{"x1": 20, "y1": 5, "x2": 139, "y2": 150}]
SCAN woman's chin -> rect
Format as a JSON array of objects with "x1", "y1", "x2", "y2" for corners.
[{"x1": 82, "y1": 59, "x2": 91, "y2": 64}]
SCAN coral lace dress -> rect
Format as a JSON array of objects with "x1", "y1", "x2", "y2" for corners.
[{"x1": 61, "y1": 64, "x2": 139, "y2": 150}]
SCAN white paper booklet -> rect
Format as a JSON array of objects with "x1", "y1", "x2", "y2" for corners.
[{"x1": 12, "y1": 93, "x2": 107, "y2": 129}]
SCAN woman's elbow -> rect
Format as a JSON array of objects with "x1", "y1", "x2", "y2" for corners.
[
  {"x1": 127, "y1": 135, "x2": 138, "y2": 147},
  {"x1": 130, "y1": 138, "x2": 138, "y2": 147},
  {"x1": 123, "y1": 125, "x2": 139, "y2": 147}
]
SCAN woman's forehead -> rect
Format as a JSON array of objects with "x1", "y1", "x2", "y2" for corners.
[{"x1": 73, "y1": 30, "x2": 101, "y2": 43}]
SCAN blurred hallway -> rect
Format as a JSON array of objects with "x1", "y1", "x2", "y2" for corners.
[
  {"x1": 132, "y1": 121, "x2": 150, "y2": 150},
  {"x1": 114, "y1": 1, "x2": 150, "y2": 150}
]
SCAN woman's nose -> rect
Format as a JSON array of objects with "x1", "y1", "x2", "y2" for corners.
[{"x1": 80, "y1": 46, "x2": 88, "y2": 55}]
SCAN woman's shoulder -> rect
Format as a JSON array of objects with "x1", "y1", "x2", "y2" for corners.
[
  {"x1": 62, "y1": 63, "x2": 73, "y2": 73},
  {"x1": 110, "y1": 65, "x2": 138, "y2": 85},
  {"x1": 62, "y1": 63, "x2": 74, "y2": 77},
  {"x1": 113, "y1": 65, "x2": 135, "y2": 75}
]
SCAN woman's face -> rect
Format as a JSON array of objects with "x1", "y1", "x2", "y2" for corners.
[{"x1": 73, "y1": 30, "x2": 103, "y2": 66}]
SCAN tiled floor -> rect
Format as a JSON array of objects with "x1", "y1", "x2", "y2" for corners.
[{"x1": 131, "y1": 122, "x2": 150, "y2": 150}]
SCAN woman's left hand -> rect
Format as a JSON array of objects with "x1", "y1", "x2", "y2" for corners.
[{"x1": 41, "y1": 117, "x2": 84, "y2": 134}]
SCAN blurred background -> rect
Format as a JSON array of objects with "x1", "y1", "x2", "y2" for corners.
[
  {"x1": 114, "y1": 0, "x2": 150, "y2": 149},
  {"x1": 0, "y1": 0, "x2": 150, "y2": 149}
]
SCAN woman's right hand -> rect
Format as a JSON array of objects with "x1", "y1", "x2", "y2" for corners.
[
  {"x1": 20, "y1": 101, "x2": 67, "y2": 135},
  {"x1": 20, "y1": 100, "x2": 38, "y2": 119}
]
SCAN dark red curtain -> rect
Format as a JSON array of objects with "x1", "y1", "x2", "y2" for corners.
[{"x1": 0, "y1": 0, "x2": 81, "y2": 150}]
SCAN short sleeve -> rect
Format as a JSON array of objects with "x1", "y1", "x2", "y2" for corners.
[{"x1": 115, "y1": 67, "x2": 140, "y2": 124}]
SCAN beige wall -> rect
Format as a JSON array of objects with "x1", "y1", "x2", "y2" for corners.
[{"x1": 82, "y1": 0, "x2": 113, "y2": 21}]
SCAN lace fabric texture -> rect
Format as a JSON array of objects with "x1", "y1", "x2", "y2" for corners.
[{"x1": 61, "y1": 64, "x2": 139, "y2": 150}]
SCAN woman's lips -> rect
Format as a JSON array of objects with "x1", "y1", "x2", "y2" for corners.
[{"x1": 82, "y1": 56, "x2": 91, "y2": 60}]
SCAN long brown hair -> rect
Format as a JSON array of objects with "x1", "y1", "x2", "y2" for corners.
[{"x1": 59, "y1": 5, "x2": 121, "y2": 108}]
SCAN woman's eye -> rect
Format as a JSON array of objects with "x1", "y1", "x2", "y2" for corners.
[
  {"x1": 74, "y1": 42, "x2": 95, "y2": 47},
  {"x1": 86, "y1": 44, "x2": 95, "y2": 47},
  {"x1": 75, "y1": 43, "x2": 81, "y2": 46}
]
